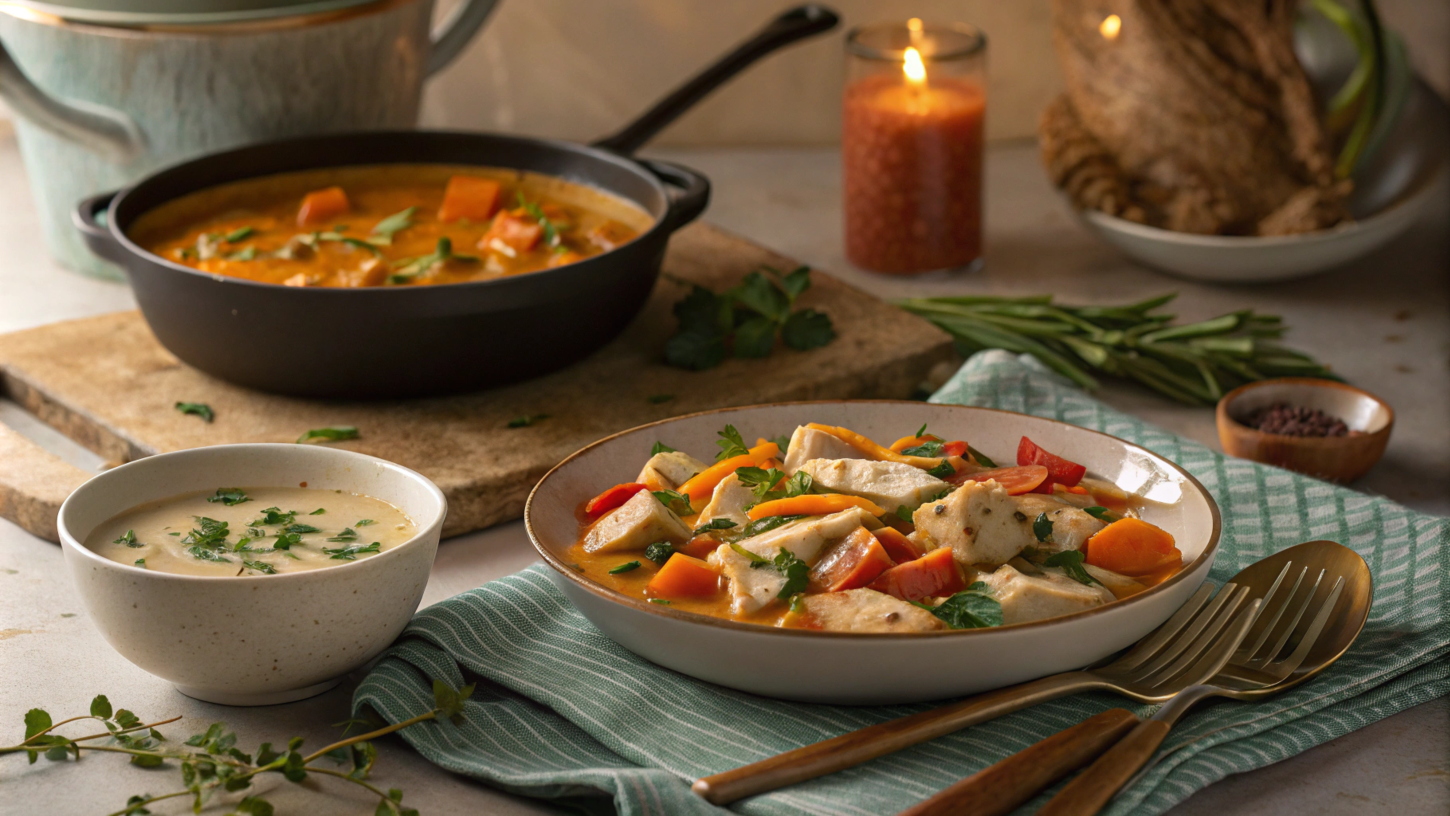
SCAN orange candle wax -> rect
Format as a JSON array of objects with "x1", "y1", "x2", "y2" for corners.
[{"x1": 843, "y1": 72, "x2": 986, "y2": 274}]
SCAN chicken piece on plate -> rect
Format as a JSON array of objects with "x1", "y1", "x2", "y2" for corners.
[
  {"x1": 982, "y1": 563, "x2": 1115, "y2": 625},
  {"x1": 697, "y1": 473, "x2": 755, "y2": 528},
  {"x1": 636, "y1": 450, "x2": 708, "y2": 491},
  {"x1": 797, "y1": 458, "x2": 949, "y2": 514},
  {"x1": 798, "y1": 589, "x2": 944, "y2": 633},
  {"x1": 782, "y1": 425, "x2": 864, "y2": 474},
  {"x1": 1010, "y1": 495, "x2": 1107, "y2": 553},
  {"x1": 912, "y1": 480, "x2": 1034, "y2": 567},
  {"x1": 709, "y1": 507, "x2": 880, "y2": 614},
  {"x1": 583, "y1": 490, "x2": 691, "y2": 554}
]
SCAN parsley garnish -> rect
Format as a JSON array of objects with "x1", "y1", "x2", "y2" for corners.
[
  {"x1": 1033, "y1": 512, "x2": 1054, "y2": 543},
  {"x1": 968, "y1": 446, "x2": 998, "y2": 468},
  {"x1": 187, "y1": 546, "x2": 230, "y2": 563},
  {"x1": 182, "y1": 517, "x2": 229, "y2": 548},
  {"x1": 644, "y1": 542, "x2": 675, "y2": 565},
  {"x1": 516, "y1": 193, "x2": 564, "y2": 250},
  {"x1": 914, "y1": 423, "x2": 929, "y2": 437},
  {"x1": 608, "y1": 561, "x2": 642, "y2": 575},
  {"x1": 902, "y1": 439, "x2": 945, "y2": 457},
  {"x1": 728, "y1": 542, "x2": 768, "y2": 564},
  {"x1": 928, "y1": 583, "x2": 1003, "y2": 629},
  {"x1": 738, "y1": 514, "x2": 805, "y2": 538},
  {"x1": 771, "y1": 549, "x2": 809, "y2": 600},
  {"x1": 223, "y1": 226, "x2": 255, "y2": 242},
  {"x1": 282, "y1": 523, "x2": 320, "y2": 534},
  {"x1": 249, "y1": 507, "x2": 296, "y2": 526},
  {"x1": 369, "y1": 206, "x2": 416, "y2": 244},
  {"x1": 927, "y1": 460, "x2": 956, "y2": 479},
  {"x1": 510, "y1": 414, "x2": 553, "y2": 429},
  {"x1": 1044, "y1": 550, "x2": 1101, "y2": 586},
  {"x1": 647, "y1": 394, "x2": 675, "y2": 404},
  {"x1": 297, "y1": 426, "x2": 359, "y2": 444},
  {"x1": 650, "y1": 441, "x2": 677, "y2": 455},
  {"x1": 175, "y1": 402, "x2": 214, "y2": 423},
  {"x1": 387, "y1": 236, "x2": 478, "y2": 284},
  {"x1": 224, "y1": 246, "x2": 257, "y2": 261},
  {"x1": 663, "y1": 265, "x2": 836, "y2": 370},
  {"x1": 113, "y1": 530, "x2": 141, "y2": 548},
  {"x1": 788, "y1": 593, "x2": 806, "y2": 614},
  {"x1": 1084, "y1": 506, "x2": 1120, "y2": 523},
  {"x1": 207, "y1": 487, "x2": 250, "y2": 507},
  {"x1": 652, "y1": 489, "x2": 693, "y2": 515},
  {"x1": 355, "y1": 519, "x2": 376, "y2": 527},
  {"x1": 134, "y1": 558, "x2": 145, "y2": 567},
  {"x1": 309, "y1": 508, "x2": 326, "y2": 515},
  {"x1": 327, "y1": 528, "x2": 359, "y2": 543},
  {"x1": 649, "y1": 598, "x2": 671, "y2": 605},
  {"x1": 243, "y1": 559, "x2": 277, "y2": 575},
  {"x1": 715, "y1": 425, "x2": 749, "y2": 461},
  {"x1": 694, "y1": 518, "x2": 738, "y2": 535},
  {"x1": 736, "y1": 467, "x2": 814, "y2": 505},
  {"x1": 772, "y1": 434, "x2": 791, "y2": 454},
  {"x1": 324, "y1": 542, "x2": 381, "y2": 560},
  {"x1": 272, "y1": 532, "x2": 303, "y2": 550}
]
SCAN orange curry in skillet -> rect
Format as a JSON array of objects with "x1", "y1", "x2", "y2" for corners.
[{"x1": 130, "y1": 165, "x2": 653, "y2": 287}]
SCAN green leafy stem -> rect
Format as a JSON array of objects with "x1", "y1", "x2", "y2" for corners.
[{"x1": 3, "y1": 682, "x2": 475, "y2": 816}]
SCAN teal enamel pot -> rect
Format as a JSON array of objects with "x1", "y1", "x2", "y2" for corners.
[{"x1": 0, "y1": 0, "x2": 499, "y2": 277}]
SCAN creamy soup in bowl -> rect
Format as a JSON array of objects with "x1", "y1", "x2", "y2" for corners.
[{"x1": 58, "y1": 444, "x2": 446, "y2": 706}]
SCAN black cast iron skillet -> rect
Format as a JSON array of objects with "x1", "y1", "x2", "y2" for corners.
[{"x1": 73, "y1": 6, "x2": 839, "y2": 399}]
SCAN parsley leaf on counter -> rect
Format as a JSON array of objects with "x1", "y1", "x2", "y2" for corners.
[
  {"x1": 175, "y1": 402, "x2": 214, "y2": 423},
  {"x1": 929, "y1": 583, "x2": 1003, "y2": 629},
  {"x1": 507, "y1": 414, "x2": 550, "y2": 428},
  {"x1": 297, "y1": 426, "x2": 359, "y2": 444},
  {"x1": 663, "y1": 265, "x2": 835, "y2": 370},
  {"x1": 207, "y1": 487, "x2": 251, "y2": 507}
]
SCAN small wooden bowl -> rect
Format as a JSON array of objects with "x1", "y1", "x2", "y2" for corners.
[{"x1": 1216, "y1": 378, "x2": 1394, "y2": 483}]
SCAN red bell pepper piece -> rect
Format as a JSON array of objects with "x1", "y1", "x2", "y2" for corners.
[
  {"x1": 868, "y1": 547, "x2": 966, "y2": 602},
  {"x1": 584, "y1": 482, "x2": 648, "y2": 519},
  {"x1": 940, "y1": 440, "x2": 968, "y2": 457},
  {"x1": 1017, "y1": 436, "x2": 1087, "y2": 494}
]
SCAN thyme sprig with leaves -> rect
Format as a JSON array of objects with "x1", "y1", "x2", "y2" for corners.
[
  {"x1": 3, "y1": 682, "x2": 475, "y2": 816},
  {"x1": 897, "y1": 294, "x2": 1338, "y2": 406}
]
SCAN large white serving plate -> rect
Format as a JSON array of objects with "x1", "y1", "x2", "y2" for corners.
[{"x1": 526, "y1": 401, "x2": 1220, "y2": 705}]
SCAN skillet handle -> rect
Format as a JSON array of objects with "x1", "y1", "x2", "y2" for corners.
[
  {"x1": 641, "y1": 159, "x2": 711, "y2": 233},
  {"x1": 72, "y1": 190, "x2": 127, "y2": 265},
  {"x1": 592, "y1": 5, "x2": 839, "y2": 155}
]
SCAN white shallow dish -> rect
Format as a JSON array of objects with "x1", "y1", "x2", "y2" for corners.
[
  {"x1": 526, "y1": 401, "x2": 1221, "y2": 705},
  {"x1": 1078, "y1": 78, "x2": 1448, "y2": 284},
  {"x1": 58, "y1": 444, "x2": 447, "y2": 706}
]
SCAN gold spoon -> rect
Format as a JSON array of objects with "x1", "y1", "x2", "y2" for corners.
[{"x1": 900, "y1": 540, "x2": 1371, "y2": 816}]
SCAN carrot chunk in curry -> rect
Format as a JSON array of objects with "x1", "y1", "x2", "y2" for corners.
[{"x1": 132, "y1": 164, "x2": 651, "y2": 288}]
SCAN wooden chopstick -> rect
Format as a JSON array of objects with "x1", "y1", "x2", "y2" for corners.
[{"x1": 895, "y1": 709, "x2": 1140, "y2": 816}]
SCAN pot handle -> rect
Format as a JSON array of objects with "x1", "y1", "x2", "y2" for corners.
[
  {"x1": 72, "y1": 190, "x2": 127, "y2": 265},
  {"x1": 0, "y1": 43, "x2": 143, "y2": 163},
  {"x1": 639, "y1": 159, "x2": 711, "y2": 232},
  {"x1": 426, "y1": 0, "x2": 502, "y2": 76},
  {"x1": 591, "y1": 4, "x2": 839, "y2": 155}
]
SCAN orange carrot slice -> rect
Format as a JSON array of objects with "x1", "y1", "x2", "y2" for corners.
[
  {"x1": 1085, "y1": 518, "x2": 1182, "y2": 576},
  {"x1": 676, "y1": 535, "x2": 722, "y2": 560},
  {"x1": 438, "y1": 176, "x2": 501, "y2": 223},
  {"x1": 868, "y1": 547, "x2": 966, "y2": 602},
  {"x1": 806, "y1": 423, "x2": 945, "y2": 469},
  {"x1": 947, "y1": 465, "x2": 1050, "y2": 495},
  {"x1": 678, "y1": 441, "x2": 780, "y2": 503},
  {"x1": 297, "y1": 186, "x2": 350, "y2": 227},
  {"x1": 810, "y1": 527, "x2": 895, "y2": 592},
  {"x1": 872, "y1": 526, "x2": 923, "y2": 563},
  {"x1": 746, "y1": 493, "x2": 885, "y2": 520},
  {"x1": 646, "y1": 553, "x2": 720, "y2": 599}
]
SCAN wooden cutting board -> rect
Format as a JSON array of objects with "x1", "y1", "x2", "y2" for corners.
[{"x1": 0, "y1": 223, "x2": 953, "y2": 543}]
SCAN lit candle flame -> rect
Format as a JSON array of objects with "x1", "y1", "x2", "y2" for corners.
[
  {"x1": 1099, "y1": 14, "x2": 1121, "y2": 39},
  {"x1": 903, "y1": 47, "x2": 927, "y2": 85}
]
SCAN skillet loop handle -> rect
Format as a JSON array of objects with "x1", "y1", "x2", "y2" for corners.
[
  {"x1": 641, "y1": 159, "x2": 711, "y2": 232},
  {"x1": 72, "y1": 190, "x2": 127, "y2": 265},
  {"x1": 591, "y1": 4, "x2": 839, "y2": 155}
]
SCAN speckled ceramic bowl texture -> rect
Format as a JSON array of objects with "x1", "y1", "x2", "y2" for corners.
[
  {"x1": 57, "y1": 444, "x2": 446, "y2": 706},
  {"x1": 526, "y1": 401, "x2": 1221, "y2": 705}
]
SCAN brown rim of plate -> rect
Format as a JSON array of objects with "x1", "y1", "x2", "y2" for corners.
[
  {"x1": 1217, "y1": 377, "x2": 1395, "y2": 444},
  {"x1": 525, "y1": 399, "x2": 1223, "y2": 640}
]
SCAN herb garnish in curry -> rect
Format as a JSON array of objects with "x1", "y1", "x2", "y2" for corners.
[{"x1": 131, "y1": 165, "x2": 653, "y2": 288}]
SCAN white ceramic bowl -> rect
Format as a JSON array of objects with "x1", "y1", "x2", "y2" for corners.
[
  {"x1": 58, "y1": 444, "x2": 446, "y2": 706},
  {"x1": 526, "y1": 402, "x2": 1221, "y2": 704}
]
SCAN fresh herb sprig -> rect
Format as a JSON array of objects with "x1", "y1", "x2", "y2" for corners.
[
  {"x1": 387, "y1": 237, "x2": 478, "y2": 284},
  {"x1": 297, "y1": 426, "x2": 359, "y2": 444},
  {"x1": 1044, "y1": 550, "x2": 1100, "y2": 586},
  {"x1": 922, "y1": 583, "x2": 1003, "y2": 629},
  {"x1": 3, "y1": 684, "x2": 474, "y2": 816},
  {"x1": 664, "y1": 266, "x2": 836, "y2": 370},
  {"x1": 174, "y1": 402, "x2": 214, "y2": 423},
  {"x1": 896, "y1": 294, "x2": 1338, "y2": 406}
]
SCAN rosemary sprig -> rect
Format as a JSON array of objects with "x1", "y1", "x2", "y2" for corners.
[{"x1": 897, "y1": 294, "x2": 1338, "y2": 405}]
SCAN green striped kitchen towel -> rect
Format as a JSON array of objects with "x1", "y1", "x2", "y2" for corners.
[{"x1": 353, "y1": 350, "x2": 1450, "y2": 816}]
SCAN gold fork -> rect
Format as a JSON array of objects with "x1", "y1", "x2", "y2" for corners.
[{"x1": 692, "y1": 581, "x2": 1262, "y2": 805}]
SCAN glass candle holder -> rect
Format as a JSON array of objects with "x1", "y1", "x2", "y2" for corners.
[{"x1": 843, "y1": 20, "x2": 987, "y2": 274}]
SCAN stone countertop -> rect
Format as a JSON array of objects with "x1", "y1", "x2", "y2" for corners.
[{"x1": 1, "y1": 128, "x2": 1446, "y2": 815}]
